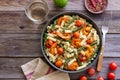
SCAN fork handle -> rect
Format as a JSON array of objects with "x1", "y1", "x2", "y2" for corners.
[{"x1": 97, "y1": 46, "x2": 104, "y2": 71}]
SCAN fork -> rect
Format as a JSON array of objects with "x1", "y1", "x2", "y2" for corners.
[{"x1": 97, "y1": 19, "x2": 109, "y2": 71}]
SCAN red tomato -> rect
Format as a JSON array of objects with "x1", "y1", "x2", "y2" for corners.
[
  {"x1": 98, "y1": 76, "x2": 104, "y2": 80},
  {"x1": 78, "y1": 54, "x2": 87, "y2": 62},
  {"x1": 108, "y1": 72, "x2": 115, "y2": 80},
  {"x1": 73, "y1": 31, "x2": 80, "y2": 38},
  {"x1": 55, "y1": 59, "x2": 63, "y2": 67},
  {"x1": 109, "y1": 62, "x2": 118, "y2": 70},
  {"x1": 87, "y1": 68, "x2": 95, "y2": 76},
  {"x1": 57, "y1": 47, "x2": 64, "y2": 55},
  {"x1": 86, "y1": 37, "x2": 94, "y2": 44},
  {"x1": 79, "y1": 76, "x2": 88, "y2": 80},
  {"x1": 46, "y1": 39, "x2": 54, "y2": 48},
  {"x1": 75, "y1": 20, "x2": 82, "y2": 27}
]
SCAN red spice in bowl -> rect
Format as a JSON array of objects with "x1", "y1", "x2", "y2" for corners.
[{"x1": 84, "y1": 0, "x2": 108, "y2": 14}]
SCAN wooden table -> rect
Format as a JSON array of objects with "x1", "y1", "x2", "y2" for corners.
[{"x1": 0, "y1": 0, "x2": 120, "y2": 80}]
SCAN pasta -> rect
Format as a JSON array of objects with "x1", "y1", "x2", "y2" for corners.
[{"x1": 44, "y1": 15, "x2": 100, "y2": 71}]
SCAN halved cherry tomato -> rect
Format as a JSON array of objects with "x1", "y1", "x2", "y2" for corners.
[
  {"x1": 108, "y1": 72, "x2": 115, "y2": 80},
  {"x1": 55, "y1": 59, "x2": 63, "y2": 67},
  {"x1": 73, "y1": 31, "x2": 80, "y2": 38},
  {"x1": 71, "y1": 39, "x2": 81, "y2": 48},
  {"x1": 67, "y1": 61, "x2": 78, "y2": 71},
  {"x1": 86, "y1": 37, "x2": 94, "y2": 44},
  {"x1": 78, "y1": 54, "x2": 87, "y2": 62},
  {"x1": 57, "y1": 46, "x2": 64, "y2": 55},
  {"x1": 75, "y1": 20, "x2": 82, "y2": 27},
  {"x1": 50, "y1": 43, "x2": 57, "y2": 55},
  {"x1": 79, "y1": 76, "x2": 88, "y2": 80},
  {"x1": 109, "y1": 62, "x2": 118, "y2": 70},
  {"x1": 87, "y1": 68, "x2": 95, "y2": 76},
  {"x1": 46, "y1": 39, "x2": 54, "y2": 48},
  {"x1": 98, "y1": 76, "x2": 104, "y2": 80}
]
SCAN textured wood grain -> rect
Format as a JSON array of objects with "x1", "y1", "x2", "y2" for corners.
[
  {"x1": 0, "y1": 0, "x2": 120, "y2": 11},
  {"x1": 0, "y1": 34, "x2": 119, "y2": 58},
  {"x1": 0, "y1": 58, "x2": 120, "y2": 80},
  {"x1": 0, "y1": 0, "x2": 119, "y2": 80},
  {"x1": 0, "y1": 11, "x2": 119, "y2": 33}
]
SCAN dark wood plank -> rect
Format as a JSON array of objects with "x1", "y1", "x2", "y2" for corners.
[
  {"x1": 0, "y1": 34, "x2": 119, "y2": 57},
  {"x1": 0, "y1": 57, "x2": 119, "y2": 80},
  {"x1": 0, "y1": 11, "x2": 119, "y2": 33},
  {"x1": 0, "y1": 0, "x2": 120, "y2": 11}
]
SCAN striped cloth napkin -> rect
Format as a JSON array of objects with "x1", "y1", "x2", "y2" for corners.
[{"x1": 21, "y1": 58, "x2": 70, "y2": 80}]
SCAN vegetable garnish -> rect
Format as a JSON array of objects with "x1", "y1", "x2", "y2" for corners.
[
  {"x1": 74, "y1": 52, "x2": 82, "y2": 66},
  {"x1": 63, "y1": 16, "x2": 77, "y2": 32},
  {"x1": 44, "y1": 15, "x2": 100, "y2": 71},
  {"x1": 78, "y1": 40, "x2": 98, "y2": 51},
  {"x1": 90, "y1": 40, "x2": 97, "y2": 46},
  {"x1": 43, "y1": 33, "x2": 47, "y2": 42},
  {"x1": 51, "y1": 20, "x2": 57, "y2": 31},
  {"x1": 63, "y1": 58, "x2": 71, "y2": 69},
  {"x1": 72, "y1": 25, "x2": 83, "y2": 32}
]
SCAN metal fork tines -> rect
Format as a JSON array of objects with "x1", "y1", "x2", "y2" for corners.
[{"x1": 102, "y1": 26, "x2": 109, "y2": 45}]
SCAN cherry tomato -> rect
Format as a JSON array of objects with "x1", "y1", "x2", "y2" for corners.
[
  {"x1": 46, "y1": 39, "x2": 54, "y2": 48},
  {"x1": 75, "y1": 20, "x2": 82, "y2": 27},
  {"x1": 86, "y1": 37, "x2": 94, "y2": 44},
  {"x1": 67, "y1": 61, "x2": 78, "y2": 71},
  {"x1": 108, "y1": 72, "x2": 115, "y2": 80},
  {"x1": 98, "y1": 76, "x2": 104, "y2": 80},
  {"x1": 79, "y1": 76, "x2": 88, "y2": 80},
  {"x1": 78, "y1": 54, "x2": 87, "y2": 62},
  {"x1": 73, "y1": 31, "x2": 80, "y2": 38},
  {"x1": 55, "y1": 59, "x2": 63, "y2": 67},
  {"x1": 50, "y1": 43, "x2": 57, "y2": 55},
  {"x1": 87, "y1": 68, "x2": 95, "y2": 76},
  {"x1": 57, "y1": 47, "x2": 64, "y2": 55},
  {"x1": 109, "y1": 62, "x2": 118, "y2": 70}
]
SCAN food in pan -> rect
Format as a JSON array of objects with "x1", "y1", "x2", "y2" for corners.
[{"x1": 43, "y1": 15, "x2": 100, "y2": 71}]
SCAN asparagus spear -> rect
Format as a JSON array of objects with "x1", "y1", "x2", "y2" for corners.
[
  {"x1": 74, "y1": 52, "x2": 82, "y2": 66},
  {"x1": 63, "y1": 16, "x2": 77, "y2": 32},
  {"x1": 72, "y1": 26, "x2": 83, "y2": 32},
  {"x1": 51, "y1": 20, "x2": 57, "y2": 31},
  {"x1": 90, "y1": 40, "x2": 97, "y2": 46},
  {"x1": 63, "y1": 58, "x2": 71, "y2": 69},
  {"x1": 87, "y1": 47, "x2": 98, "y2": 62},
  {"x1": 78, "y1": 40, "x2": 98, "y2": 51}
]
